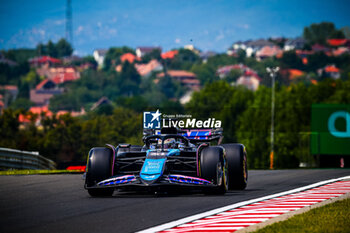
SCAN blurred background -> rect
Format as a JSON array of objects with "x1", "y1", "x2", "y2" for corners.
[{"x1": 0, "y1": 0, "x2": 349, "y2": 169}]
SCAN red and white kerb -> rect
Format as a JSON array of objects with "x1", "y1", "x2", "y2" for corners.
[{"x1": 158, "y1": 180, "x2": 350, "y2": 233}]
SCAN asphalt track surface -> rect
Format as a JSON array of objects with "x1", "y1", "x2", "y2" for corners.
[{"x1": 0, "y1": 169, "x2": 349, "y2": 233}]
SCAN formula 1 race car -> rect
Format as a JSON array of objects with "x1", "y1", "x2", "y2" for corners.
[{"x1": 84, "y1": 127, "x2": 247, "y2": 197}]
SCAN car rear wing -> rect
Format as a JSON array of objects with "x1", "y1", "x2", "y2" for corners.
[
  {"x1": 179, "y1": 128, "x2": 223, "y2": 143},
  {"x1": 143, "y1": 127, "x2": 223, "y2": 144}
]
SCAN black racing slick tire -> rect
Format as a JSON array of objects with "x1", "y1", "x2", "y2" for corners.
[
  {"x1": 221, "y1": 144, "x2": 248, "y2": 190},
  {"x1": 200, "y1": 147, "x2": 228, "y2": 195},
  {"x1": 85, "y1": 147, "x2": 114, "y2": 197}
]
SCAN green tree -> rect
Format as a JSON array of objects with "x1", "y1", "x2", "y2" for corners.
[
  {"x1": 306, "y1": 52, "x2": 331, "y2": 72},
  {"x1": 104, "y1": 46, "x2": 135, "y2": 70},
  {"x1": 36, "y1": 43, "x2": 47, "y2": 56},
  {"x1": 191, "y1": 63, "x2": 218, "y2": 85},
  {"x1": 225, "y1": 69, "x2": 242, "y2": 83},
  {"x1": 237, "y1": 49, "x2": 246, "y2": 63},
  {"x1": 43, "y1": 114, "x2": 82, "y2": 162},
  {"x1": 9, "y1": 98, "x2": 33, "y2": 110},
  {"x1": 47, "y1": 40, "x2": 58, "y2": 58},
  {"x1": 157, "y1": 75, "x2": 184, "y2": 99},
  {"x1": 119, "y1": 61, "x2": 141, "y2": 96},
  {"x1": 0, "y1": 109, "x2": 20, "y2": 148},
  {"x1": 303, "y1": 22, "x2": 345, "y2": 45},
  {"x1": 236, "y1": 86, "x2": 271, "y2": 169},
  {"x1": 142, "y1": 48, "x2": 161, "y2": 63},
  {"x1": 280, "y1": 50, "x2": 304, "y2": 70},
  {"x1": 56, "y1": 38, "x2": 73, "y2": 57},
  {"x1": 167, "y1": 49, "x2": 200, "y2": 70}
]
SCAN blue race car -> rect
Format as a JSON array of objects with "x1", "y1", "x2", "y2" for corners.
[{"x1": 84, "y1": 127, "x2": 247, "y2": 196}]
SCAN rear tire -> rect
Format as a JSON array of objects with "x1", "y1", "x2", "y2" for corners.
[
  {"x1": 221, "y1": 144, "x2": 248, "y2": 190},
  {"x1": 200, "y1": 147, "x2": 228, "y2": 194},
  {"x1": 85, "y1": 147, "x2": 114, "y2": 197}
]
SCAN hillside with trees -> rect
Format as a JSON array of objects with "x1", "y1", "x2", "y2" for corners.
[{"x1": 1, "y1": 22, "x2": 350, "y2": 168}]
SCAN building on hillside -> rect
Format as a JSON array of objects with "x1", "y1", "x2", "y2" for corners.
[
  {"x1": 327, "y1": 39, "x2": 350, "y2": 47},
  {"x1": 29, "y1": 56, "x2": 61, "y2": 67},
  {"x1": 331, "y1": 47, "x2": 349, "y2": 56},
  {"x1": 235, "y1": 70, "x2": 262, "y2": 91},
  {"x1": 280, "y1": 69, "x2": 305, "y2": 82},
  {"x1": 230, "y1": 39, "x2": 275, "y2": 57},
  {"x1": 35, "y1": 66, "x2": 80, "y2": 82},
  {"x1": 56, "y1": 108, "x2": 86, "y2": 117},
  {"x1": 62, "y1": 55, "x2": 82, "y2": 64},
  {"x1": 134, "y1": 59, "x2": 163, "y2": 77},
  {"x1": 93, "y1": 49, "x2": 108, "y2": 68},
  {"x1": 317, "y1": 65, "x2": 340, "y2": 79},
  {"x1": 180, "y1": 91, "x2": 194, "y2": 105},
  {"x1": 184, "y1": 44, "x2": 201, "y2": 54},
  {"x1": 157, "y1": 70, "x2": 200, "y2": 91},
  {"x1": 216, "y1": 64, "x2": 249, "y2": 78},
  {"x1": 161, "y1": 50, "x2": 178, "y2": 59},
  {"x1": 136, "y1": 47, "x2": 162, "y2": 58},
  {"x1": 284, "y1": 38, "x2": 306, "y2": 51},
  {"x1": 18, "y1": 105, "x2": 53, "y2": 125},
  {"x1": 51, "y1": 72, "x2": 80, "y2": 84},
  {"x1": 120, "y1": 53, "x2": 140, "y2": 63},
  {"x1": 255, "y1": 45, "x2": 283, "y2": 60},
  {"x1": 30, "y1": 79, "x2": 63, "y2": 106}
]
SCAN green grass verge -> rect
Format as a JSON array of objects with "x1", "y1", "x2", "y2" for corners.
[
  {"x1": 253, "y1": 198, "x2": 350, "y2": 233},
  {"x1": 0, "y1": 169, "x2": 83, "y2": 175}
]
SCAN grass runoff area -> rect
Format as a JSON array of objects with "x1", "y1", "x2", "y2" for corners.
[
  {"x1": 0, "y1": 169, "x2": 83, "y2": 175},
  {"x1": 254, "y1": 198, "x2": 350, "y2": 233}
]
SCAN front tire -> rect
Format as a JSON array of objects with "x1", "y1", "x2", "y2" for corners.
[
  {"x1": 221, "y1": 144, "x2": 248, "y2": 190},
  {"x1": 200, "y1": 147, "x2": 228, "y2": 194},
  {"x1": 85, "y1": 147, "x2": 114, "y2": 197}
]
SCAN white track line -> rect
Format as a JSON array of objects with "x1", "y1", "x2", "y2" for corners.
[{"x1": 137, "y1": 175, "x2": 350, "y2": 233}]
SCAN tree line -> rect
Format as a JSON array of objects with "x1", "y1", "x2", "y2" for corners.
[{"x1": 1, "y1": 78, "x2": 349, "y2": 168}]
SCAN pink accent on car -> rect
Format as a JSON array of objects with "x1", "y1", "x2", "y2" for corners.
[{"x1": 106, "y1": 144, "x2": 116, "y2": 176}]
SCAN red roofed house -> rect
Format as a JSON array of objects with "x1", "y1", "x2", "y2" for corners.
[
  {"x1": 18, "y1": 105, "x2": 53, "y2": 125},
  {"x1": 256, "y1": 45, "x2": 283, "y2": 60},
  {"x1": 331, "y1": 47, "x2": 349, "y2": 56},
  {"x1": 157, "y1": 70, "x2": 200, "y2": 91},
  {"x1": 30, "y1": 79, "x2": 63, "y2": 106},
  {"x1": 134, "y1": 59, "x2": 163, "y2": 77},
  {"x1": 51, "y1": 72, "x2": 80, "y2": 84},
  {"x1": 327, "y1": 39, "x2": 350, "y2": 47},
  {"x1": 318, "y1": 65, "x2": 340, "y2": 79},
  {"x1": 236, "y1": 70, "x2": 262, "y2": 91},
  {"x1": 29, "y1": 56, "x2": 61, "y2": 67},
  {"x1": 216, "y1": 64, "x2": 247, "y2": 78},
  {"x1": 120, "y1": 53, "x2": 140, "y2": 63},
  {"x1": 161, "y1": 50, "x2": 178, "y2": 59},
  {"x1": 280, "y1": 69, "x2": 305, "y2": 81},
  {"x1": 36, "y1": 66, "x2": 80, "y2": 81},
  {"x1": 288, "y1": 69, "x2": 305, "y2": 80}
]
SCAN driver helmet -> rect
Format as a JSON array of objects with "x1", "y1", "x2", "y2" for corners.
[{"x1": 164, "y1": 138, "x2": 176, "y2": 149}]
